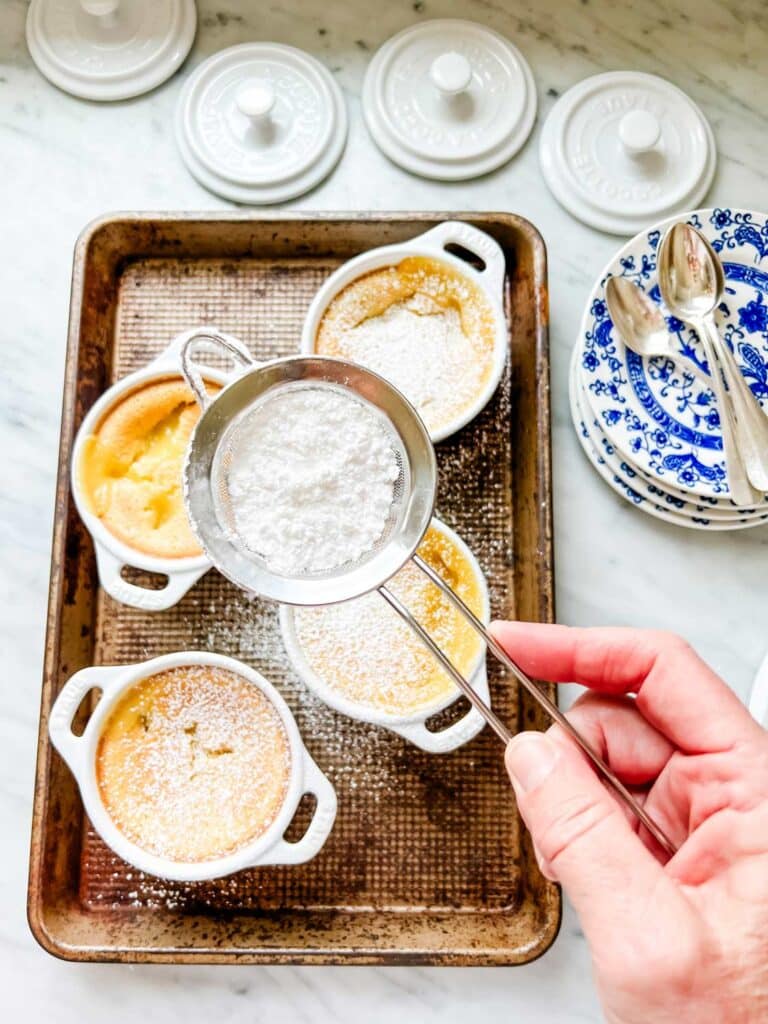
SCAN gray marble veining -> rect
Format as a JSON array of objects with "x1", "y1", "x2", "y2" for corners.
[{"x1": 1, "y1": 0, "x2": 767, "y2": 1019}]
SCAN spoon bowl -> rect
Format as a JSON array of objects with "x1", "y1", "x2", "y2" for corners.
[
  {"x1": 694, "y1": 229, "x2": 727, "y2": 301},
  {"x1": 657, "y1": 222, "x2": 722, "y2": 319},
  {"x1": 605, "y1": 276, "x2": 712, "y2": 386},
  {"x1": 606, "y1": 276, "x2": 678, "y2": 360}
]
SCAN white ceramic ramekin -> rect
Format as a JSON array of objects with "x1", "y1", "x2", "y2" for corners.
[
  {"x1": 48, "y1": 651, "x2": 337, "y2": 882},
  {"x1": 300, "y1": 221, "x2": 508, "y2": 443},
  {"x1": 71, "y1": 328, "x2": 236, "y2": 611},
  {"x1": 280, "y1": 518, "x2": 491, "y2": 753}
]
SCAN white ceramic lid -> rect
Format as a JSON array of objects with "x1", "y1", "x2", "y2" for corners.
[
  {"x1": 362, "y1": 18, "x2": 537, "y2": 181},
  {"x1": 175, "y1": 42, "x2": 348, "y2": 204},
  {"x1": 539, "y1": 71, "x2": 716, "y2": 235},
  {"x1": 26, "y1": 0, "x2": 196, "y2": 102}
]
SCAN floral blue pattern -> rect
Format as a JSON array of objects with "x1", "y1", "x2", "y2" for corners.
[
  {"x1": 580, "y1": 208, "x2": 768, "y2": 499},
  {"x1": 739, "y1": 294, "x2": 768, "y2": 334},
  {"x1": 710, "y1": 210, "x2": 768, "y2": 261},
  {"x1": 571, "y1": 360, "x2": 768, "y2": 530}
]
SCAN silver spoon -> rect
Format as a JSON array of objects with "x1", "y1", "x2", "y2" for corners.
[
  {"x1": 657, "y1": 225, "x2": 761, "y2": 507},
  {"x1": 605, "y1": 276, "x2": 710, "y2": 385},
  {"x1": 658, "y1": 224, "x2": 768, "y2": 495},
  {"x1": 682, "y1": 226, "x2": 768, "y2": 492}
]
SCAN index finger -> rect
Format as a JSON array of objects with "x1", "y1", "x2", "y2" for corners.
[{"x1": 490, "y1": 621, "x2": 761, "y2": 753}]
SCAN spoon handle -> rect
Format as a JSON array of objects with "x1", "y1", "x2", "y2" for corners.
[
  {"x1": 703, "y1": 317, "x2": 768, "y2": 493},
  {"x1": 695, "y1": 320, "x2": 760, "y2": 506}
]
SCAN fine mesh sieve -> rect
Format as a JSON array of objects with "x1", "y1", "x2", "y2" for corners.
[
  {"x1": 182, "y1": 330, "x2": 436, "y2": 607},
  {"x1": 211, "y1": 380, "x2": 412, "y2": 582},
  {"x1": 181, "y1": 329, "x2": 677, "y2": 857}
]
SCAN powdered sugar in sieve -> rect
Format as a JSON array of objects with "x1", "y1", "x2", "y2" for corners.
[{"x1": 213, "y1": 381, "x2": 408, "y2": 578}]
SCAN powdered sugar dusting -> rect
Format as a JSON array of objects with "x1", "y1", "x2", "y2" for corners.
[
  {"x1": 96, "y1": 665, "x2": 290, "y2": 863},
  {"x1": 336, "y1": 301, "x2": 482, "y2": 425},
  {"x1": 316, "y1": 256, "x2": 497, "y2": 434},
  {"x1": 290, "y1": 525, "x2": 485, "y2": 716},
  {"x1": 225, "y1": 385, "x2": 400, "y2": 575}
]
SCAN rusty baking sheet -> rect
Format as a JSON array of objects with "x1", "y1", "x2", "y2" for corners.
[{"x1": 28, "y1": 213, "x2": 557, "y2": 965}]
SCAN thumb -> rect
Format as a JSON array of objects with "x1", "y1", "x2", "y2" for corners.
[{"x1": 506, "y1": 730, "x2": 679, "y2": 947}]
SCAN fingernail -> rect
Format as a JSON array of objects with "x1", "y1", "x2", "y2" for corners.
[
  {"x1": 506, "y1": 732, "x2": 559, "y2": 793},
  {"x1": 532, "y1": 840, "x2": 557, "y2": 882}
]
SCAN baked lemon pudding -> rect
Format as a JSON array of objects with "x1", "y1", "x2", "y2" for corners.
[
  {"x1": 289, "y1": 524, "x2": 486, "y2": 716},
  {"x1": 96, "y1": 665, "x2": 291, "y2": 863},
  {"x1": 314, "y1": 256, "x2": 498, "y2": 436},
  {"x1": 78, "y1": 377, "x2": 218, "y2": 559}
]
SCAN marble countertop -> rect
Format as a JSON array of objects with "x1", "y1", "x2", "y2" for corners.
[{"x1": 2, "y1": 0, "x2": 766, "y2": 1020}]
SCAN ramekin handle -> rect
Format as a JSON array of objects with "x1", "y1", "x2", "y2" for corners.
[
  {"x1": 391, "y1": 667, "x2": 491, "y2": 753},
  {"x1": 48, "y1": 664, "x2": 124, "y2": 774},
  {"x1": 254, "y1": 750, "x2": 337, "y2": 866},
  {"x1": 406, "y1": 221, "x2": 506, "y2": 300},
  {"x1": 94, "y1": 543, "x2": 207, "y2": 612},
  {"x1": 179, "y1": 328, "x2": 257, "y2": 411}
]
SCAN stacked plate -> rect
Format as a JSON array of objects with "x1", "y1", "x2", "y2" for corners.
[{"x1": 571, "y1": 208, "x2": 768, "y2": 531}]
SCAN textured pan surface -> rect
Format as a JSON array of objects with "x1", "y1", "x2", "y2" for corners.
[{"x1": 28, "y1": 214, "x2": 557, "y2": 964}]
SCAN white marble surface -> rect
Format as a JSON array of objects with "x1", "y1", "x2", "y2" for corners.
[{"x1": 2, "y1": 0, "x2": 767, "y2": 1019}]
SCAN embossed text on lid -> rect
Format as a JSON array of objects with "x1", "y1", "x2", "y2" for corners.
[{"x1": 539, "y1": 71, "x2": 716, "y2": 235}]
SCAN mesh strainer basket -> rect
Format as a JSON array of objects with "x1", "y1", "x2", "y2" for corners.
[
  {"x1": 182, "y1": 331, "x2": 436, "y2": 606},
  {"x1": 181, "y1": 329, "x2": 676, "y2": 857}
]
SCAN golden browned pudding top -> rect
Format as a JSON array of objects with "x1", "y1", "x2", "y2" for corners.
[
  {"x1": 78, "y1": 377, "x2": 218, "y2": 559},
  {"x1": 96, "y1": 666, "x2": 291, "y2": 863},
  {"x1": 292, "y1": 525, "x2": 485, "y2": 716},
  {"x1": 315, "y1": 256, "x2": 498, "y2": 434}
]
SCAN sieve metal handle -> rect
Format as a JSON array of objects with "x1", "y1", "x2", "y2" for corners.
[
  {"x1": 379, "y1": 584, "x2": 512, "y2": 744},
  {"x1": 180, "y1": 329, "x2": 257, "y2": 411},
  {"x1": 384, "y1": 554, "x2": 678, "y2": 858}
]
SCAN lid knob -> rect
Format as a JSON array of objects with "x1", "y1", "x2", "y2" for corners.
[
  {"x1": 429, "y1": 52, "x2": 472, "y2": 97},
  {"x1": 236, "y1": 80, "x2": 277, "y2": 122},
  {"x1": 80, "y1": 0, "x2": 120, "y2": 16},
  {"x1": 618, "y1": 110, "x2": 661, "y2": 155}
]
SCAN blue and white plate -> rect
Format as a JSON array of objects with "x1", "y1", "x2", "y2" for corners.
[
  {"x1": 579, "y1": 208, "x2": 768, "y2": 500},
  {"x1": 572, "y1": 348, "x2": 768, "y2": 521},
  {"x1": 570, "y1": 346, "x2": 768, "y2": 530}
]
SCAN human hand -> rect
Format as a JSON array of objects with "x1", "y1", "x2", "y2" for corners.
[{"x1": 492, "y1": 623, "x2": 768, "y2": 1024}]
